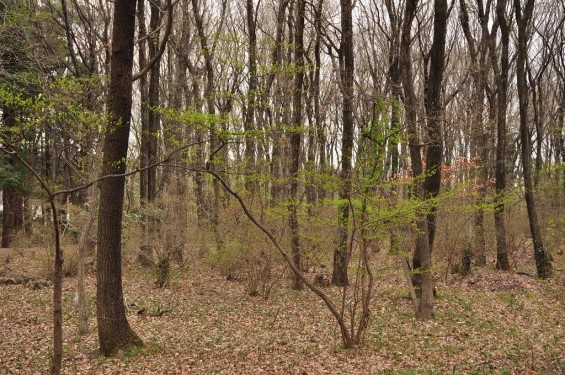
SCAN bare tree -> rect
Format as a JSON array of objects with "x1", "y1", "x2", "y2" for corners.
[
  {"x1": 514, "y1": 0, "x2": 552, "y2": 279},
  {"x1": 96, "y1": 0, "x2": 143, "y2": 356},
  {"x1": 331, "y1": 0, "x2": 355, "y2": 287}
]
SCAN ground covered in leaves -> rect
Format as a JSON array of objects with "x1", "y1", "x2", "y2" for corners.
[{"x1": 0, "y1": 248, "x2": 564, "y2": 374}]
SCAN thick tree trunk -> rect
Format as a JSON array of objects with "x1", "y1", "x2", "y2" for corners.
[
  {"x1": 331, "y1": 0, "x2": 354, "y2": 287},
  {"x1": 96, "y1": 0, "x2": 142, "y2": 356},
  {"x1": 514, "y1": 0, "x2": 552, "y2": 279}
]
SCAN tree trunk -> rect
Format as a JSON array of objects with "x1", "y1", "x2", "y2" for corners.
[
  {"x1": 459, "y1": 0, "x2": 488, "y2": 266},
  {"x1": 96, "y1": 0, "x2": 142, "y2": 356},
  {"x1": 492, "y1": 0, "x2": 511, "y2": 270},
  {"x1": 289, "y1": 0, "x2": 306, "y2": 290},
  {"x1": 514, "y1": 0, "x2": 552, "y2": 279},
  {"x1": 313, "y1": 0, "x2": 326, "y2": 203},
  {"x1": 418, "y1": 0, "x2": 448, "y2": 319},
  {"x1": 1, "y1": 108, "x2": 24, "y2": 248},
  {"x1": 331, "y1": 0, "x2": 354, "y2": 287},
  {"x1": 244, "y1": 0, "x2": 257, "y2": 193},
  {"x1": 400, "y1": 0, "x2": 427, "y2": 293}
]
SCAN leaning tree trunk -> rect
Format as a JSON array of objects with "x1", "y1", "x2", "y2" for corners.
[
  {"x1": 96, "y1": 0, "x2": 143, "y2": 356},
  {"x1": 514, "y1": 0, "x2": 552, "y2": 279}
]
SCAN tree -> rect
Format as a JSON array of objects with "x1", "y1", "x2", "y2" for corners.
[
  {"x1": 399, "y1": 0, "x2": 427, "y2": 294},
  {"x1": 244, "y1": 0, "x2": 257, "y2": 193},
  {"x1": 514, "y1": 0, "x2": 552, "y2": 279},
  {"x1": 331, "y1": 0, "x2": 354, "y2": 287},
  {"x1": 289, "y1": 0, "x2": 306, "y2": 290},
  {"x1": 494, "y1": 0, "x2": 511, "y2": 270},
  {"x1": 418, "y1": 0, "x2": 448, "y2": 319},
  {"x1": 96, "y1": 0, "x2": 143, "y2": 356}
]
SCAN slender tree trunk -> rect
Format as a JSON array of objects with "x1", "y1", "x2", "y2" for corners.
[
  {"x1": 1, "y1": 108, "x2": 24, "y2": 248},
  {"x1": 418, "y1": 0, "x2": 448, "y2": 319},
  {"x1": 138, "y1": 0, "x2": 161, "y2": 265},
  {"x1": 262, "y1": 0, "x2": 290, "y2": 204},
  {"x1": 244, "y1": 0, "x2": 257, "y2": 193},
  {"x1": 385, "y1": 0, "x2": 402, "y2": 177},
  {"x1": 400, "y1": 0, "x2": 427, "y2": 294},
  {"x1": 514, "y1": 0, "x2": 552, "y2": 279},
  {"x1": 77, "y1": 185, "x2": 97, "y2": 335},
  {"x1": 313, "y1": 0, "x2": 326, "y2": 202},
  {"x1": 97, "y1": 0, "x2": 142, "y2": 356},
  {"x1": 459, "y1": 0, "x2": 487, "y2": 266},
  {"x1": 289, "y1": 0, "x2": 306, "y2": 290},
  {"x1": 192, "y1": 0, "x2": 223, "y2": 251},
  {"x1": 494, "y1": 0, "x2": 511, "y2": 270},
  {"x1": 331, "y1": 0, "x2": 354, "y2": 287},
  {"x1": 49, "y1": 199, "x2": 63, "y2": 375}
]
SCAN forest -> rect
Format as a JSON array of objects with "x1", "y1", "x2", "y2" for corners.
[{"x1": 0, "y1": 0, "x2": 564, "y2": 373}]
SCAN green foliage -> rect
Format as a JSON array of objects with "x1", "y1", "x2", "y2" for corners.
[{"x1": 0, "y1": 154, "x2": 26, "y2": 188}]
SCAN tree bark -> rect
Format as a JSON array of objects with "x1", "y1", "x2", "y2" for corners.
[
  {"x1": 514, "y1": 0, "x2": 552, "y2": 279},
  {"x1": 418, "y1": 0, "x2": 448, "y2": 319},
  {"x1": 400, "y1": 0, "x2": 427, "y2": 293},
  {"x1": 493, "y1": 0, "x2": 511, "y2": 270},
  {"x1": 289, "y1": 0, "x2": 306, "y2": 290},
  {"x1": 331, "y1": 0, "x2": 354, "y2": 287},
  {"x1": 96, "y1": 0, "x2": 142, "y2": 356},
  {"x1": 244, "y1": 0, "x2": 257, "y2": 193}
]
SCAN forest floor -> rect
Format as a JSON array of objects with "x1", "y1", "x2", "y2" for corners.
[{"x1": 0, "y1": 247, "x2": 564, "y2": 374}]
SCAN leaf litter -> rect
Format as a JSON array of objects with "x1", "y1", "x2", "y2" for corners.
[{"x1": 0, "y1": 249, "x2": 564, "y2": 374}]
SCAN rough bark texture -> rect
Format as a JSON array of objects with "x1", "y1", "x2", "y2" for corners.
[
  {"x1": 494, "y1": 0, "x2": 511, "y2": 271},
  {"x1": 313, "y1": 0, "x2": 326, "y2": 203},
  {"x1": 96, "y1": 0, "x2": 142, "y2": 356},
  {"x1": 514, "y1": 0, "x2": 552, "y2": 279},
  {"x1": 50, "y1": 200, "x2": 63, "y2": 375},
  {"x1": 244, "y1": 0, "x2": 257, "y2": 192},
  {"x1": 399, "y1": 0, "x2": 427, "y2": 292},
  {"x1": 289, "y1": 0, "x2": 305, "y2": 290},
  {"x1": 418, "y1": 0, "x2": 448, "y2": 319},
  {"x1": 331, "y1": 0, "x2": 354, "y2": 287}
]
